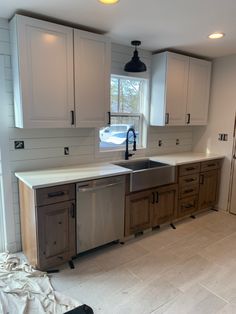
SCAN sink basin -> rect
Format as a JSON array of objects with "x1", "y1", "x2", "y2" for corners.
[
  {"x1": 114, "y1": 159, "x2": 168, "y2": 171},
  {"x1": 114, "y1": 159, "x2": 176, "y2": 192}
]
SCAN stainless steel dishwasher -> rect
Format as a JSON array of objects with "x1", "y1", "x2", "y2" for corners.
[{"x1": 76, "y1": 175, "x2": 125, "y2": 254}]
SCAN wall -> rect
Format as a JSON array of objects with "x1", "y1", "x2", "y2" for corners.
[
  {"x1": 193, "y1": 55, "x2": 236, "y2": 211},
  {"x1": 0, "y1": 17, "x2": 193, "y2": 252}
]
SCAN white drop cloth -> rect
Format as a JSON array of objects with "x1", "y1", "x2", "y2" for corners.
[{"x1": 0, "y1": 253, "x2": 81, "y2": 314}]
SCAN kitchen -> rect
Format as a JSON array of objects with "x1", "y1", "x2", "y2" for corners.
[{"x1": 0, "y1": 0, "x2": 236, "y2": 313}]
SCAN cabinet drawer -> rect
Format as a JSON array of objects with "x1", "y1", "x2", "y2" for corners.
[
  {"x1": 179, "y1": 184, "x2": 199, "y2": 199},
  {"x1": 36, "y1": 184, "x2": 75, "y2": 206},
  {"x1": 179, "y1": 173, "x2": 199, "y2": 186},
  {"x1": 178, "y1": 196, "x2": 198, "y2": 217},
  {"x1": 179, "y1": 163, "x2": 200, "y2": 176},
  {"x1": 200, "y1": 159, "x2": 221, "y2": 172}
]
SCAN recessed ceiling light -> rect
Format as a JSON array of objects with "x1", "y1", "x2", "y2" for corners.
[
  {"x1": 208, "y1": 32, "x2": 225, "y2": 39},
  {"x1": 98, "y1": 0, "x2": 120, "y2": 4}
]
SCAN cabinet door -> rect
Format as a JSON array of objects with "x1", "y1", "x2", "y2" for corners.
[
  {"x1": 165, "y1": 52, "x2": 189, "y2": 125},
  {"x1": 74, "y1": 29, "x2": 111, "y2": 127},
  {"x1": 199, "y1": 170, "x2": 219, "y2": 210},
  {"x1": 10, "y1": 15, "x2": 74, "y2": 128},
  {"x1": 37, "y1": 201, "x2": 76, "y2": 269},
  {"x1": 186, "y1": 58, "x2": 211, "y2": 125},
  {"x1": 125, "y1": 190, "x2": 152, "y2": 236},
  {"x1": 151, "y1": 184, "x2": 177, "y2": 226}
]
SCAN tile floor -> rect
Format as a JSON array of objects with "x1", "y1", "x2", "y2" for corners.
[{"x1": 50, "y1": 210, "x2": 236, "y2": 314}]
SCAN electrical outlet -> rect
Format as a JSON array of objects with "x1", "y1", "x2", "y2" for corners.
[
  {"x1": 158, "y1": 140, "x2": 162, "y2": 147},
  {"x1": 218, "y1": 134, "x2": 228, "y2": 141},
  {"x1": 176, "y1": 139, "x2": 180, "y2": 145},
  {"x1": 64, "y1": 147, "x2": 69, "y2": 155},
  {"x1": 14, "y1": 141, "x2": 24, "y2": 149}
]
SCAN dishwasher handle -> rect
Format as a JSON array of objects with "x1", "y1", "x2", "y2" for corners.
[{"x1": 78, "y1": 182, "x2": 122, "y2": 193}]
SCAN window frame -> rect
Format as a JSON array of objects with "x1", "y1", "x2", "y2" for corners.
[{"x1": 99, "y1": 74, "x2": 148, "y2": 152}]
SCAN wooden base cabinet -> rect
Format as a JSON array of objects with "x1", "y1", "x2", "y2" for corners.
[
  {"x1": 151, "y1": 185, "x2": 177, "y2": 227},
  {"x1": 38, "y1": 201, "x2": 76, "y2": 270},
  {"x1": 19, "y1": 181, "x2": 76, "y2": 270},
  {"x1": 125, "y1": 184, "x2": 177, "y2": 236},
  {"x1": 199, "y1": 169, "x2": 219, "y2": 210},
  {"x1": 125, "y1": 190, "x2": 152, "y2": 237},
  {"x1": 177, "y1": 159, "x2": 221, "y2": 218}
]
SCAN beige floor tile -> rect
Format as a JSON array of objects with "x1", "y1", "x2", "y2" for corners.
[
  {"x1": 216, "y1": 303, "x2": 236, "y2": 314},
  {"x1": 46, "y1": 211, "x2": 236, "y2": 314},
  {"x1": 152, "y1": 284, "x2": 226, "y2": 314},
  {"x1": 62, "y1": 267, "x2": 141, "y2": 311},
  {"x1": 199, "y1": 232, "x2": 236, "y2": 268},
  {"x1": 102, "y1": 277, "x2": 181, "y2": 314},
  {"x1": 90, "y1": 241, "x2": 149, "y2": 271},
  {"x1": 161, "y1": 254, "x2": 213, "y2": 292},
  {"x1": 124, "y1": 249, "x2": 183, "y2": 282}
]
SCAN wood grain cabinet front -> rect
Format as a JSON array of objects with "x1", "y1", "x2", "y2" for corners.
[
  {"x1": 19, "y1": 181, "x2": 76, "y2": 270},
  {"x1": 125, "y1": 190, "x2": 152, "y2": 237},
  {"x1": 151, "y1": 184, "x2": 177, "y2": 227},
  {"x1": 198, "y1": 169, "x2": 219, "y2": 211}
]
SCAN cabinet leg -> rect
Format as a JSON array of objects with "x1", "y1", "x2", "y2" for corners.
[
  {"x1": 211, "y1": 207, "x2": 218, "y2": 212},
  {"x1": 170, "y1": 223, "x2": 176, "y2": 230},
  {"x1": 47, "y1": 269, "x2": 60, "y2": 274},
  {"x1": 68, "y1": 260, "x2": 75, "y2": 269},
  {"x1": 190, "y1": 215, "x2": 196, "y2": 219}
]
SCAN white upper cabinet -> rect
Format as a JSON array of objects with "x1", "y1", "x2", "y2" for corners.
[
  {"x1": 150, "y1": 51, "x2": 211, "y2": 126},
  {"x1": 74, "y1": 30, "x2": 111, "y2": 128},
  {"x1": 165, "y1": 53, "x2": 189, "y2": 125},
  {"x1": 186, "y1": 57, "x2": 212, "y2": 125},
  {"x1": 10, "y1": 15, "x2": 74, "y2": 128}
]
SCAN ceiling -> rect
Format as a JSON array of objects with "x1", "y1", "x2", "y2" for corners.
[{"x1": 1, "y1": 0, "x2": 236, "y2": 58}]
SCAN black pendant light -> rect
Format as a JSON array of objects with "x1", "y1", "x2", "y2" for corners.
[{"x1": 124, "y1": 40, "x2": 147, "y2": 73}]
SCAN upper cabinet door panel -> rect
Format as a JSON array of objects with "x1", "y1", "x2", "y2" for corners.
[
  {"x1": 187, "y1": 58, "x2": 211, "y2": 125},
  {"x1": 74, "y1": 30, "x2": 111, "y2": 128},
  {"x1": 166, "y1": 53, "x2": 189, "y2": 125},
  {"x1": 10, "y1": 15, "x2": 74, "y2": 128}
]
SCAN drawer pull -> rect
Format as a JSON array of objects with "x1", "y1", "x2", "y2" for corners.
[
  {"x1": 184, "y1": 189, "x2": 194, "y2": 194},
  {"x1": 165, "y1": 113, "x2": 169, "y2": 124},
  {"x1": 183, "y1": 204, "x2": 194, "y2": 209},
  {"x1": 207, "y1": 163, "x2": 216, "y2": 167},
  {"x1": 57, "y1": 256, "x2": 64, "y2": 260},
  {"x1": 186, "y1": 167, "x2": 195, "y2": 171},
  {"x1": 185, "y1": 178, "x2": 195, "y2": 183},
  {"x1": 48, "y1": 191, "x2": 65, "y2": 198}
]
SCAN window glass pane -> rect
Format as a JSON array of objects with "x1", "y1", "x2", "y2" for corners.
[
  {"x1": 119, "y1": 79, "x2": 142, "y2": 113},
  {"x1": 99, "y1": 116, "x2": 140, "y2": 149},
  {"x1": 111, "y1": 77, "x2": 119, "y2": 112}
]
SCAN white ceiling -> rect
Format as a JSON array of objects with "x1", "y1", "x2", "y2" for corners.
[{"x1": 1, "y1": 0, "x2": 236, "y2": 58}]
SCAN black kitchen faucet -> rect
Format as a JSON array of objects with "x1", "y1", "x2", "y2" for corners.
[{"x1": 125, "y1": 127, "x2": 137, "y2": 160}]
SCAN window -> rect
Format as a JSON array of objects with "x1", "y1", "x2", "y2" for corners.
[{"x1": 100, "y1": 75, "x2": 147, "y2": 150}]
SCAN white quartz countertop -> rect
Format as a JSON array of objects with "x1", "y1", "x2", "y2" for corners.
[
  {"x1": 15, "y1": 152, "x2": 224, "y2": 189},
  {"x1": 15, "y1": 163, "x2": 132, "y2": 189},
  {"x1": 149, "y1": 152, "x2": 224, "y2": 166}
]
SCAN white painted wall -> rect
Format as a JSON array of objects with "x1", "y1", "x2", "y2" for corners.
[
  {"x1": 192, "y1": 55, "x2": 236, "y2": 211},
  {"x1": 0, "y1": 17, "x2": 193, "y2": 252}
]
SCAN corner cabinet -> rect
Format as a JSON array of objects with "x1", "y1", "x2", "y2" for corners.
[
  {"x1": 150, "y1": 51, "x2": 211, "y2": 126},
  {"x1": 10, "y1": 14, "x2": 111, "y2": 128}
]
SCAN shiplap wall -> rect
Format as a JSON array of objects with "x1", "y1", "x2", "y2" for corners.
[{"x1": 0, "y1": 17, "x2": 192, "y2": 252}]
